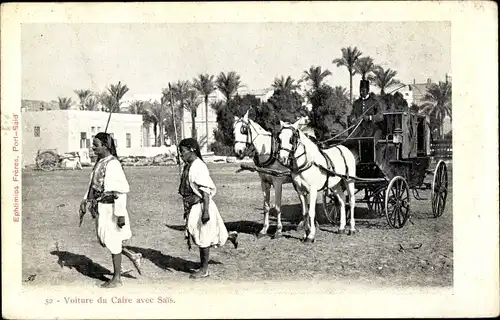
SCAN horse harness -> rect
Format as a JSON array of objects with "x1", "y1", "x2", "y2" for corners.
[{"x1": 280, "y1": 126, "x2": 350, "y2": 192}]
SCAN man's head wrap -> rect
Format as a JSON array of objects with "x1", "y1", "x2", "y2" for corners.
[
  {"x1": 178, "y1": 138, "x2": 203, "y2": 161},
  {"x1": 94, "y1": 132, "x2": 118, "y2": 158}
]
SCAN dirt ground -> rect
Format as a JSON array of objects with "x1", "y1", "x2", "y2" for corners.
[{"x1": 22, "y1": 163, "x2": 453, "y2": 288}]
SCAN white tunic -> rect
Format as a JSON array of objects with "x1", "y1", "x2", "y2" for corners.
[
  {"x1": 186, "y1": 158, "x2": 228, "y2": 248},
  {"x1": 85, "y1": 156, "x2": 132, "y2": 254}
]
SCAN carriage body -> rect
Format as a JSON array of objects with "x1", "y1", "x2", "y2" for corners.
[
  {"x1": 328, "y1": 111, "x2": 431, "y2": 184},
  {"x1": 35, "y1": 149, "x2": 82, "y2": 171},
  {"x1": 322, "y1": 111, "x2": 448, "y2": 228}
]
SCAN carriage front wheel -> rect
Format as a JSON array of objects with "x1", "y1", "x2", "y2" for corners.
[
  {"x1": 431, "y1": 160, "x2": 448, "y2": 218},
  {"x1": 385, "y1": 176, "x2": 410, "y2": 229},
  {"x1": 367, "y1": 187, "x2": 385, "y2": 217},
  {"x1": 322, "y1": 188, "x2": 340, "y2": 225}
]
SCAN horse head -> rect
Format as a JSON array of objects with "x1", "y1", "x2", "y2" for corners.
[
  {"x1": 233, "y1": 109, "x2": 251, "y2": 159},
  {"x1": 295, "y1": 115, "x2": 316, "y2": 140},
  {"x1": 277, "y1": 119, "x2": 302, "y2": 167}
]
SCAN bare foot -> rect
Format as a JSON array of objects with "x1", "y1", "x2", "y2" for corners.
[
  {"x1": 228, "y1": 232, "x2": 238, "y2": 249},
  {"x1": 100, "y1": 279, "x2": 123, "y2": 288},
  {"x1": 189, "y1": 269, "x2": 209, "y2": 279}
]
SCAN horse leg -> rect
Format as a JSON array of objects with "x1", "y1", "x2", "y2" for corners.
[
  {"x1": 348, "y1": 180, "x2": 357, "y2": 235},
  {"x1": 273, "y1": 180, "x2": 283, "y2": 239},
  {"x1": 305, "y1": 189, "x2": 318, "y2": 242},
  {"x1": 296, "y1": 192, "x2": 309, "y2": 239},
  {"x1": 258, "y1": 180, "x2": 271, "y2": 238},
  {"x1": 335, "y1": 185, "x2": 347, "y2": 234}
]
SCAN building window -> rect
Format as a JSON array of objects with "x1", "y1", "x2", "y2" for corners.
[
  {"x1": 126, "y1": 133, "x2": 131, "y2": 148},
  {"x1": 109, "y1": 133, "x2": 117, "y2": 148},
  {"x1": 34, "y1": 126, "x2": 40, "y2": 137},
  {"x1": 80, "y1": 132, "x2": 88, "y2": 148}
]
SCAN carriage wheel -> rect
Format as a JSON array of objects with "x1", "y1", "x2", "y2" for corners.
[
  {"x1": 431, "y1": 160, "x2": 448, "y2": 218},
  {"x1": 385, "y1": 176, "x2": 410, "y2": 228},
  {"x1": 36, "y1": 151, "x2": 58, "y2": 171},
  {"x1": 368, "y1": 187, "x2": 385, "y2": 216},
  {"x1": 322, "y1": 188, "x2": 340, "y2": 225}
]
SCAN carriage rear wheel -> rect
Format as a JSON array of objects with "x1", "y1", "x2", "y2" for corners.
[
  {"x1": 385, "y1": 176, "x2": 410, "y2": 228},
  {"x1": 431, "y1": 160, "x2": 448, "y2": 218},
  {"x1": 36, "y1": 151, "x2": 58, "y2": 172},
  {"x1": 322, "y1": 188, "x2": 340, "y2": 225}
]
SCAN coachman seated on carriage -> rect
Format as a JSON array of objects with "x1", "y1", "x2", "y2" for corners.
[
  {"x1": 348, "y1": 80, "x2": 386, "y2": 140},
  {"x1": 347, "y1": 80, "x2": 413, "y2": 185}
]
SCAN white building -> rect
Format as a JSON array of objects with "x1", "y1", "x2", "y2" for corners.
[{"x1": 22, "y1": 110, "x2": 144, "y2": 165}]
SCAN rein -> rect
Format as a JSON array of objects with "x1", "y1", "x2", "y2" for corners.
[{"x1": 320, "y1": 84, "x2": 408, "y2": 147}]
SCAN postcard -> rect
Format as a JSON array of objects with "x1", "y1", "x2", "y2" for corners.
[{"x1": 1, "y1": 1, "x2": 498, "y2": 319}]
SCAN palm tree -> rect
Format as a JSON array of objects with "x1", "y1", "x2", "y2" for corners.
[
  {"x1": 371, "y1": 66, "x2": 402, "y2": 95},
  {"x1": 128, "y1": 100, "x2": 145, "y2": 114},
  {"x1": 332, "y1": 86, "x2": 350, "y2": 102},
  {"x1": 74, "y1": 89, "x2": 92, "y2": 110},
  {"x1": 420, "y1": 81, "x2": 452, "y2": 139},
  {"x1": 84, "y1": 93, "x2": 100, "y2": 111},
  {"x1": 144, "y1": 100, "x2": 168, "y2": 147},
  {"x1": 272, "y1": 75, "x2": 300, "y2": 93},
  {"x1": 303, "y1": 66, "x2": 332, "y2": 91},
  {"x1": 354, "y1": 56, "x2": 377, "y2": 81},
  {"x1": 193, "y1": 73, "x2": 216, "y2": 151},
  {"x1": 58, "y1": 97, "x2": 73, "y2": 110},
  {"x1": 172, "y1": 80, "x2": 191, "y2": 140},
  {"x1": 215, "y1": 71, "x2": 242, "y2": 102},
  {"x1": 184, "y1": 90, "x2": 202, "y2": 139},
  {"x1": 99, "y1": 92, "x2": 118, "y2": 112},
  {"x1": 107, "y1": 81, "x2": 130, "y2": 113},
  {"x1": 333, "y1": 46, "x2": 363, "y2": 105}
]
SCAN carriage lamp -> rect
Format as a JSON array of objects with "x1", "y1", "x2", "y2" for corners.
[{"x1": 393, "y1": 128, "x2": 403, "y2": 144}]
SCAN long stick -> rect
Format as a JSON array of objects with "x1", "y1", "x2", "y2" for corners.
[
  {"x1": 169, "y1": 83, "x2": 182, "y2": 177},
  {"x1": 104, "y1": 107, "x2": 113, "y2": 133}
]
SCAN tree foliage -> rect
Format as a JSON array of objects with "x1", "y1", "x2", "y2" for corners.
[
  {"x1": 309, "y1": 85, "x2": 350, "y2": 140},
  {"x1": 333, "y1": 46, "x2": 363, "y2": 104},
  {"x1": 303, "y1": 66, "x2": 332, "y2": 92},
  {"x1": 255, "y1": 89, "x2": 306, "y2": 134},
  {"x1": 371, "y1": 66, "x2": 402, "y2": 95},
  {"x1": 74, "y1": 89, "x2": 92, "y2": 110},
  {"x1": 58, "y1": 97, "x2": 73, "y2": 110},
  {"x1": 193, "y1": 73, "x2": 216, "y2": 146},
  {"x1": 354, "y1": 56, "x2": 377, "y2": 81},
  {"x1": 211, "y1": 94, "x2": 259, "y2": 153},
  {"x1": 215, "y1": 71, "x2": 242, "y2": 102},
  {"x1": 420, "y1": 81, "x2": 452, "y2": 139},
  {"x1": 271, "y1": 75, "x2": 301, "y2": 93}
]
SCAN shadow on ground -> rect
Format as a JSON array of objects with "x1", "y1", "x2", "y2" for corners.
[
  {"x1": 166, "y1": 203, "x2": 390, "y2": 237},
  {"x1": 125, "y1": 246, "x2": 221, "y2": 274},
  {"x1": 50, "y1": 250, "x2": 137, "y2": 281}
]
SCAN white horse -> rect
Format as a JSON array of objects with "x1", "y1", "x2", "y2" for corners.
[
  {"x1": 233, "y1": 110, "x2": 299, "y2": 238},
  {"x1": 277, "y1": 119, "x2": 357, "y2": 242}
]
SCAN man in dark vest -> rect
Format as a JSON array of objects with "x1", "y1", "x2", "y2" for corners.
[
  {"x1": 348, "y1": 80, "x2": 390, "y2": 176},
  {"x1": 348, "y1": 80, "x2": 385, "y2": 136}
]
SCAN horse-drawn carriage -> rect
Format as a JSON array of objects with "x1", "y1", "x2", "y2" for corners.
[
  {"x1": 35, "y1": 149, "x2": 83, "y2": 171},
  {"x1": 234, "y1": 108, "x2": 449, "y2": 242},
  {"x1": 321, "y1": 111, "x2": 448, "y2": 228}
]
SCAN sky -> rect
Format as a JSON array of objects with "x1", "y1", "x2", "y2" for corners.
[{"x1": 21, "y1": 22, "x2": 450, "y2": 101}]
